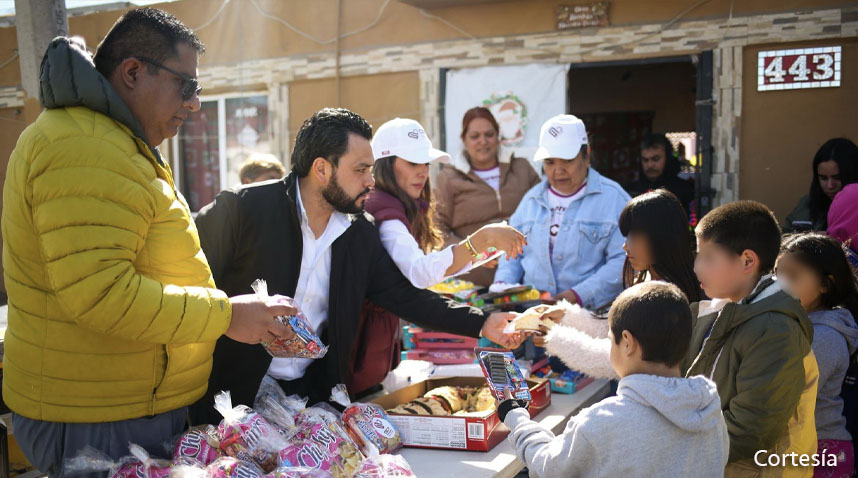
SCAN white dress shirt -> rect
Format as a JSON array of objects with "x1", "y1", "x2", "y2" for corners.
[
  {"x1": 267, "y1": 184, "x2": 351, "y2": 381},
  {"x1": 378, "y1": 219, "x2": 471, "y2": 289}
]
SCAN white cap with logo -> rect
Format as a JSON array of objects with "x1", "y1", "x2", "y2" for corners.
[
  {"x1": 371, "y1": 118, "x2": 450, "y2": 164},
  {"x1": 533, "y1": 114, "x2": 589, "y2": 161}
]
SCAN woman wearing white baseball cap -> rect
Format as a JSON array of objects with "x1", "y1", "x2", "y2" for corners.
[
  {"x1": 493, "y1": 114, "x2": 631, "y2": 311},
  {"x1": 366, "y1": 118, "x2": 527, "y2": 288},
  {"x1": 347, "y1": 118, "x2": 527, "y2": 395}
]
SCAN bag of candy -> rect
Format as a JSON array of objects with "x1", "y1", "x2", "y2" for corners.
[
  {"x1": 277, "y1": 421, "x2": 362, "y2": 478},
  {"x1": 267, "y1": 467, "x2": 334, "y2": 478},
  {"x1": 251, "y1": 280, "x2": 328, "y2": 359},
  {"x1": 205, "y1": 457, "x2": 266, "y2": 478},
  {"x1": 295, "y1": 403, "x2": 342, "y2": 429},
  {"x1": 64, "y1": 443, "x2": 171, "y2": 478},
  {"x1": 353, "y1": 454, "x2": 416, "y2": 478},
  {"x1": 214, "y1": 391, "x2": 288, "y2": 472},
  {"x1": 172, "y1": 426, "x2": 221, "y2": 466},
  {"x1": 257, "y1": 396, "x2": 299, "y2": 439},
  {"x1": 330, "y1": 385, "x2": 403, "y2": 456}
]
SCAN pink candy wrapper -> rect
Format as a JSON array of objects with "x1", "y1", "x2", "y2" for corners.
[
  {"x1": 206, "y1": 457, "x2": 266, "y2": 478},
  {"x1": 173, "y1": 427, "x2": 221, "y2": 466},
  {"x1": 266, "y1": 466, "x2": 334, "y2": 478},
  {"x1": 279, "y1": 421, "x2": 363, "y2": 478},
  {"x1": 112, "y1": 461, "x2": 171, "y2": 478},
  {"x1": 214, "y1": 391, "x2": 287, "y2": 472},
  {"x1": 63, "y1": 444, "x2": 171, "y2": 478},
  {"x1": 353, "y1": 454, "x2": 416, "y2": 478},
  {"x1": 330, "y1": 385, "x2": 403, "y2": 456}
]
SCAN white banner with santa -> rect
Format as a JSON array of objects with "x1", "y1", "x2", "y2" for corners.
[{"x1": 443, "y1": 63, "x2": 569, "y2": 166}]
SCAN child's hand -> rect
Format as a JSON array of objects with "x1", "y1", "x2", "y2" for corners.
[
  {"x1": 496, "y1": 387, "x2": 529, "y2": 422},
  {"x1": 532, "y1": 325, "x2": 553, "y2": 348}
]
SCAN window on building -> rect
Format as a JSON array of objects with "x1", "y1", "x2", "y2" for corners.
[{"x1": 172, "y1": 94, "x2": 273, "y2": 211}]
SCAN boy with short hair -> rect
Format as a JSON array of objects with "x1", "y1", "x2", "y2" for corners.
[
  {"x1": 685, "y1": 200, "x2": 818, "y2": 477},
  {"x1": 499, "y1": 281, "x2": 729, "y2": 478}
]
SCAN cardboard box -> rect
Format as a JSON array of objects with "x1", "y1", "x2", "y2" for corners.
[{"x1": 372, "y1": 377, "x2": 551, "y2": 452}]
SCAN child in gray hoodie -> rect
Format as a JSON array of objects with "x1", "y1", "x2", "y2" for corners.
[
  {"x1": 497, "y1": 281, "x2": 729, "y2": 478},
  {"x1": 776, "y1": 233, "x2": 858, "y2": 476}
]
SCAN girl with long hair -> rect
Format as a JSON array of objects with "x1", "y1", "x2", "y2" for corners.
[
  {"x1": 534, "y1": 189, "x2": 703, "y2": 380},
  {"x1": 785, "y1": 138, "x2": 858, "y2": 232},
  {"x1": 620, "y1": 189, "x2": 702, "y2": 302},
  {"x1": 776, "y1": 233, "x2": 858, "y2": 478},
  {"x1": 347, "y1": 118, "x2": 524, "y2": 396}
]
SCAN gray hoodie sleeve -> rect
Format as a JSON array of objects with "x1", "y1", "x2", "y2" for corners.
[
  {"x1": 504, "y1": 408, "x2": 598, "y2": 478},
  {"x1": 812, "y1": 325, "x2": 849, "y2": 398}
]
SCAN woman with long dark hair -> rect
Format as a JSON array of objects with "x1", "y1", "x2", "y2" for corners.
[
  {"x1": 785, "y1": 138, "x2": 858, "y2": 232},
  {"x1": 366, "y1": 118, "x2": 525, "y2": 287},
  {"x1": 347, "y1": 118, "x2": 525, "y2": 396},
  {"x1": 776, "y1": 233, "x2": 858, "y2": 478},
  {"x1": 533, "y1": 189, "x2": 703, "y2": 380},
  {"x1": 619, "y1": 189, "x2": 702, "y2": 302}
]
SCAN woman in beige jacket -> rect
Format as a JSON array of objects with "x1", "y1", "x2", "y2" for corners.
[{"x1": 434, "y1": 106, "x2": 540, "y2": 286}]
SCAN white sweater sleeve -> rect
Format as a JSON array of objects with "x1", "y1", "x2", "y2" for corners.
[
  {"x1": 378, "y1": 219, "x2": 470, "y2": 289},
  {"x1": 556, "y1": 299, "x2": 610, "y2": 338},
  {"x1": 544, "y1": 324, "x2": 619, "y2": 380}
]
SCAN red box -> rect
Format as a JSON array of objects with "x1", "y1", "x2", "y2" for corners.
[
  {"x1": 412, "y1": 331, "x2": 480, "y2": 349},
  {"x1": 372, "y1": 377, "x2": 551, "y2": 452},
  {"x1": 404, "y1": 349, "x2": 475, "y2": 364}
]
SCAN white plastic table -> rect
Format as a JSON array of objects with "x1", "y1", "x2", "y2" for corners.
[{"x1": 400, "y1": 378, "x2": 611, "y2": 478}]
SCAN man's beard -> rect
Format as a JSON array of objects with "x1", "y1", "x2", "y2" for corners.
[{"x1": 322, "y1": 170, "x2": 369, "y2": 214}]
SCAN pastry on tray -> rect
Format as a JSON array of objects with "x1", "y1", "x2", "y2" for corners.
[
  {"x1": 387, "y1": 386, "x2": 500, "y2": 417},
  {"x1": 424, "y1": 386, "x2": 466, "y2": 414}
]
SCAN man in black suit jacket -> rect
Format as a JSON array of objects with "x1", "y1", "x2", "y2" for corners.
[{"x1": 190, "y1": 108, "x2": 521, "y2": 425}]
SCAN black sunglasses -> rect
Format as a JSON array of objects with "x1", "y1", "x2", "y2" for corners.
[{"x1": 135, "y1": 56, "x2": 202, "y2": 101}]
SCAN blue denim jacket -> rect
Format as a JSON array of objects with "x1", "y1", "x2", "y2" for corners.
[{"x1": 495, "y1": 168, "x2": 631, "y2": 309}]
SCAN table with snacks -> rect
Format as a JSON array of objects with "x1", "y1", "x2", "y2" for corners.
[{"x1": 397, "y1": 378, "x2": 611, "y2": 478}]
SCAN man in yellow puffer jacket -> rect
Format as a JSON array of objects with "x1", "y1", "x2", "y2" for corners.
[{"x1": 2, "y1": 8, "x2": 295, "y2": 473}]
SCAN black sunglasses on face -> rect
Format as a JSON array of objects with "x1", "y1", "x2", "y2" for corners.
[{"x1": 134, "y1": 56, "x2": 202, "y2": 101}]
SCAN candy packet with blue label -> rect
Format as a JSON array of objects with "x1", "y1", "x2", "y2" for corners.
[
  {"x1": 251, "y1": 279, "x2": 328, "y2": 359},
  {"x1": 476, "y1": 348, "x2": 531, "y2": 402}
]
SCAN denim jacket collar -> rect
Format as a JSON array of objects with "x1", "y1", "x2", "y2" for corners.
[{"x1": 532, "y1": 167, "x2": 604, "y2": 209}]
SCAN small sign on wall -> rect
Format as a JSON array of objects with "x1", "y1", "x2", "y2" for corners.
[
  {"x1": 556, "y1": 2, "x2": 609, "y2": 30},
  {"x1": 758, "y1": 46, "x2": 841, "y2": 91}
]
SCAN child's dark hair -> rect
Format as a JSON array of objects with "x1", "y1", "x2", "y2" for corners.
[
  {"x1": 619, "y1": 189, "x2": 702, "y2": 303},
  {"x1": 779, "y1": 233, "x2": 858, "y2": 320},
  {"x1": 696, "y1": 200, "x2": 781, "y2": 275},
  {"x1": 609, "y1": 281, "x2": 692, "y2": 367}
]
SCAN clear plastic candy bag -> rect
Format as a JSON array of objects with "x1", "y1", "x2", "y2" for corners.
[
  {"x1": 214, "y1": 391, "x2": 288, "y2": 472},
  {"x1": 266, "y1": 466, "x2": 334, "y2": 478},
  {"x1": 330, "y1": 385, "x2": 403, "y2": 457},
  {"x1": 64, "y1": 443, "x2": 171, "y2": 478},
  {"x1": 251, "y1": 280, "x2": 327, "y2": 359},
  {"x1": 353, "y1": 454, "x2": 416, "y2": 478}
]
